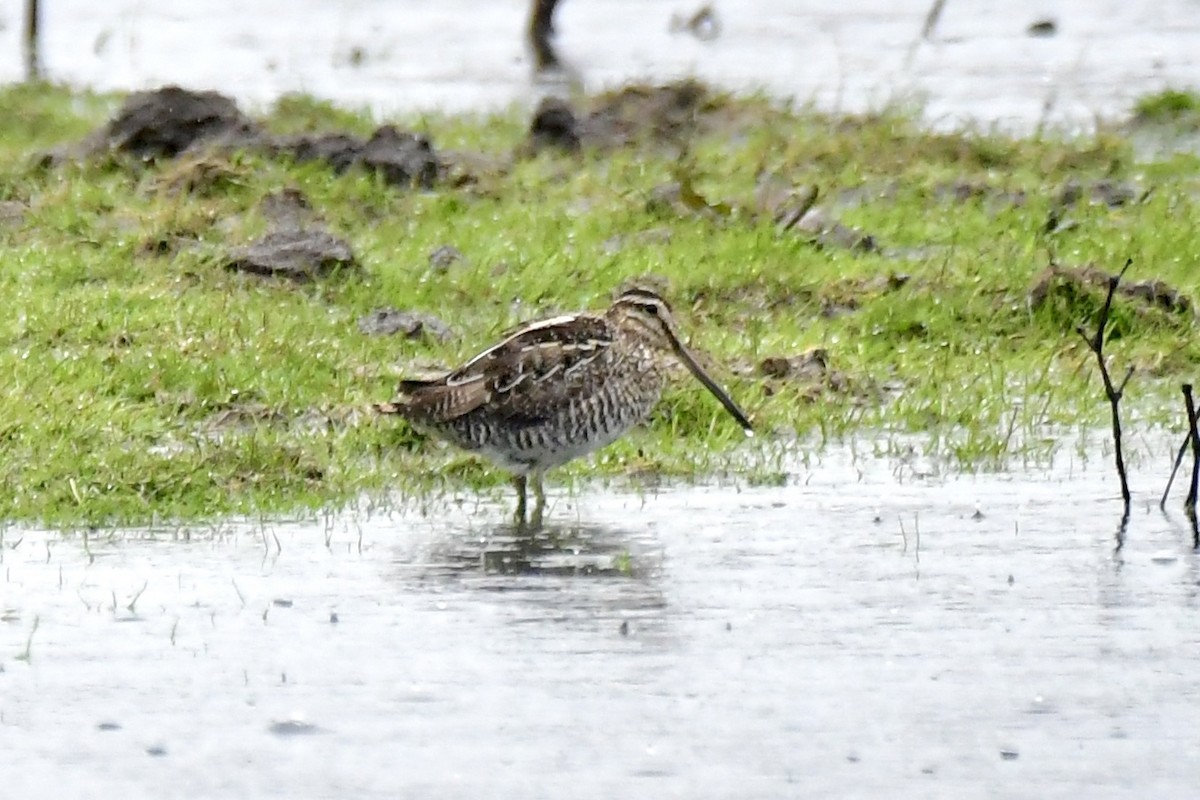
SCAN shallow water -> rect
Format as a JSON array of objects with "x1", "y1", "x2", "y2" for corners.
[
  {"x1": 3, "y1": 439, "x2": 1199, "y2": 798},
  {"x1": 1, "y1": 0, "x2": 1199, "y2": 130}
]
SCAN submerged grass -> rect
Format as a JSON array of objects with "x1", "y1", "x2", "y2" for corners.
[{"x1": 2, "y1": 83, "x2": 1200, "y2": 525}]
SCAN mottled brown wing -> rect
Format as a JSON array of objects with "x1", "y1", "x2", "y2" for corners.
[
  {"x1": 389, "y1": 313, "x2": 613, "y2": 425},
  {"x1": 479, "y1": 333, "x2": 614, "y2": 425},
  {"x1": 388, "y1": 375, "x2": 491, "y2": 423}
]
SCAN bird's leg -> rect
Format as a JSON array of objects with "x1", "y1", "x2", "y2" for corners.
[
  {"x1": 513, "y1": 474, "x2": 528, "y2": 527},
  {"x1": 530, "y1": 470, "x2": 546, "y2": 529}
]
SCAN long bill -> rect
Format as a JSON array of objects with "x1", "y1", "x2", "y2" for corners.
[{"x1": 668, "y1": 337, "x2": 754, "y2": 435}]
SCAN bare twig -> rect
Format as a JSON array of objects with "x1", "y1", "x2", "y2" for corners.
[
  {"x1": 1076, "y1": 258, "x2": 1133, "y2": 514},
  {"x1": 528, "y1": 0, "x2": 562, "y2": 71},
  {"x1": 23, "y1": 0, "x2": 41, "y2": 81},
  {"x1": 1163, "y1": 384, "x2": 1200, "y2": 543},
  {"x1": 15, "y1": 616, "x2": 40, "y2": 662},
  {"x1": 914, "y1": 512, "x2": 921, "y2": 563},
  {"x1": 1160, "y1": 430, "x2": 1190, "y2": 510},
  {"x1": 920, "y1": 0, "x2": 948, "y2": 40},
  {"x1": 904, "y1": 0, "x2": 949, "y2": 70},
  {"x1": 1184, "y1": 385, "x2": 1200, "y2": 525},
  {"x1": 1114, "y1": 511, "x2": 1130, "y2": 555},
  {"x1": 126, "y1": 580, "x2": 149, "y2": 614}
]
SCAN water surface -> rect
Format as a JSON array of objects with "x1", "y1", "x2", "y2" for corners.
[
  {"x1": 3, "y1": 440, "x2": 1199, "y2": 798},
  {"x1": 1, "y1": 0, "x2": 1198, "y2": 129}
]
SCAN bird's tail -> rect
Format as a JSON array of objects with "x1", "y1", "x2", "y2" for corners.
[{"x1": 373, "y1": 379, "x2": 441, "y2": 415}]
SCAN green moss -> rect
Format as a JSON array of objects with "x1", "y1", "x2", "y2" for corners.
[
  {"x1": 1133, "y1": 89, "x2": 1200, "y2": 122},
  {"x1": 1, "y1": 84, "x2": 1199, "y2": 525}
]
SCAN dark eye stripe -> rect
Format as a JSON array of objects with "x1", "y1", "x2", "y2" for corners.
[{"x1": 618, "y1": 289, "x2": 671, "y2": 316}]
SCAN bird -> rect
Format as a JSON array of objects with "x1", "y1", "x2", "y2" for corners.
[{"x1": 377, "y1": 286, "x2": 753, "y2": 526}]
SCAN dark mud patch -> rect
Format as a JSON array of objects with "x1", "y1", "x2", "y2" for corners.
[
  {"x1": 1028, "y1": 263, "x2": 1193, "y2": 322},
  {"x1": 268, "y1": 125, "x2": 438, "y2": 189},
  {"x1": 43, "y1": 86, "x2": 443, "y2": 189},
  {"x1": 357, "y1": 308, "x2": 454, "y2": 341},
  {"x1": 427, "y1": 244, "x2": 464, "y2": 272},
  {"x1": 1055, "y1": 178, "x2": 1142, "y2": 209},
  {"x1": 749, "y1": 348, "x2": 871, "y2": 403},
  {"x1": 527, "y1": 97, "x2": 582, "y2": 153},
  {"x1": 1026, "y1": 18, "x2": 1058, "y2": 37},
  {"x1": 1044, "y1": 179, "x2": 1147, "y2": 234},
  {"x1": 82, "y1": 86, "x2": 258, "y2": 161},
  {"x1": 929, "y1": 180, "x2": 1028, "y2": 210},
  {"x1": 524, "y1": 80, "x2": 758, "y2": 154},
  {"x1": 758, "y1": 349, "x2": 831, "y2": 381},
  {"x1": 226, "y1": 227, "x2": 356, "y2": 280},
  {"x1": 225, "y1": 188, "x2": 357, "y2": 280}
]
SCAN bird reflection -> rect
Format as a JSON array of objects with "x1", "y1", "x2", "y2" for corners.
[
  {"x1": 388, "y1": 513, "x2": 672, "y2": 643},
  {"x1": 416, "y1": 519, "x2": 659, "y2": 580}
]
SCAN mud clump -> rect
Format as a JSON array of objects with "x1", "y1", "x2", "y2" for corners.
[
  {"x1": 1028, "y1": 263, "x2": 1193, "y2": 317},
  {"x1": 226, "y1": 229, "x2": 356, "y2": 280},
  {"x1": 528, "y1": 98, "x2": 581, "y2": 152},
  {"x1": 427, "y1": 245, "x2": 464, "y2": 273},
  {"x1": 756, "y1": 348, "x2": 861, "y2": 401},
  {"x1": 589, "y1": 81, "x2": 710, "y2": 144},
  {"x1": 72, "y1": 86, "x2": 259, "y2": 162},
  {"x1": 272, "y1": 125, "x2": 439, "y2": 189},
  {"x1": 357, "y1": 308, "x2": 454, "y2": 341},
  {"x1": 759, "y1": 349, "x2": 831, "y2": 382},
  {"x1": 525, "y1": 80, "x2": 712, "y2": 154},
  {"x1": 1055, "y1": 179, "x2": 1141, "y2": 209},
  {"x1": 46, "y1": 87, "x2": 440, "y2": 189},
  {"x1": 225, "y1": 189, "x2": 357, "y2": 281},
  {"x1": 930, "y1": 180, "x2": 1028, "y2": 209}
]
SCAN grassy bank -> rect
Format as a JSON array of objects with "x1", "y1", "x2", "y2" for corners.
[{"x1": 2, "y1": 82, "x2": 1199, "y2": 526}]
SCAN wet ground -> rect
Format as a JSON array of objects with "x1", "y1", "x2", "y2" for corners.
[
  {"x1": 1, "y1": 0, "x2": 1198, "y2": 130},
  {"x1": 3, "y1": 5, "x2": 1200, "y2": 796},
  {"x1": 4, "y1": 438, "x2": 1199, "y2": 798}
]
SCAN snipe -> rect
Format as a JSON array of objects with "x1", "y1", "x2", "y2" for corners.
[{"x1": 377, "y1": 287, "x2": 753, "y2": 525}]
